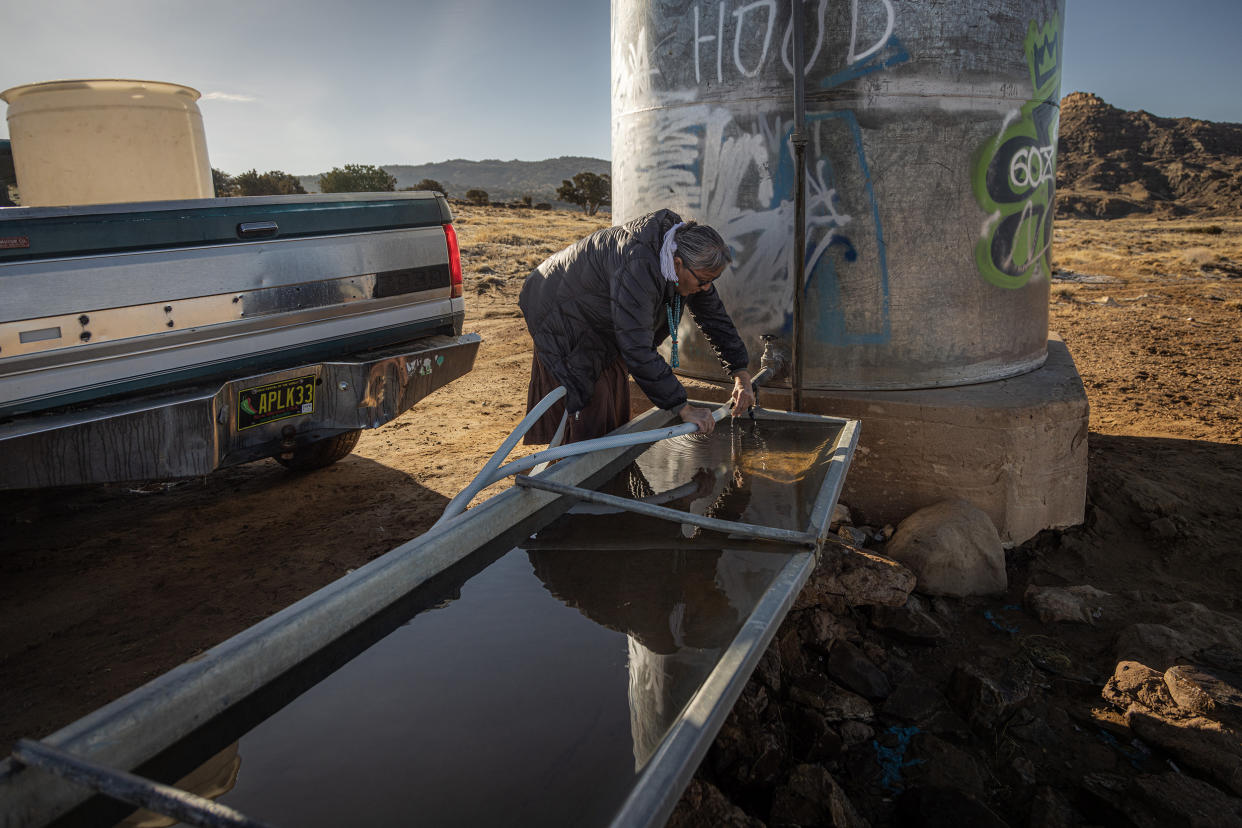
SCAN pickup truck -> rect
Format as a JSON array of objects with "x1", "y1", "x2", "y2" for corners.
[{"x1": 0, "y1": 192, "x2": 479, "y2": 489}]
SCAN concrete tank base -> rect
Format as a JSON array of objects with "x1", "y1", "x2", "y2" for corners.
[{"x1": 630, "y1": 335, "x2": 1088, "y2": 546}]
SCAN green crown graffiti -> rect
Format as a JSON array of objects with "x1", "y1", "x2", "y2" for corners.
[
  {"x1": 973, "y1": 14, "x2": 1063, "y2": 290},
  {"x1": 1028, "y1": 19, "x2": 1061, "y2": 96}
]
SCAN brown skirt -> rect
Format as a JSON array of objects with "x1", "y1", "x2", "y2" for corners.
[{"x1": 524, "y1": 351, "x2": 631, "y2": 444}]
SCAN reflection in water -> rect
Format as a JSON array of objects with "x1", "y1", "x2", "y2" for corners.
[
  {"x1": 526, "y1": 418, "x2": 840, "y2": 769},
  {"x1": 645, "y1": 419, "x2": 841, "y2": 532},
  {"x1": 98, "y1": 420, "x2": 840, "y2": 826},
  {"x1": 116, "y1": 743, "x2": 240, "y2": 827}
]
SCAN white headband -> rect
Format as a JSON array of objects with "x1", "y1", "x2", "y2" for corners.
[{"x1": 659, "y1": 222, "x2": 685, "y2": 283}]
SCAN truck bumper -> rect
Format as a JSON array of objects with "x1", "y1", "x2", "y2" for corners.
[{"x1": 0, "y1": 333, "x2": 480, "y2": 490}]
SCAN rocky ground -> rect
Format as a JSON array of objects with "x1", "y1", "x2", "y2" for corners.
[
  {"x1": 666, "y1": 216, "x2": 1242, "y2": 826},
  {"x1": 2, "y1": 206, "x2": 1241, "y2": 826}
]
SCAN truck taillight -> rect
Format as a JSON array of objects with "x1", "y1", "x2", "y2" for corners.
[{"x1": 444, "y1": 223, "x2": 463, "y2": 298}]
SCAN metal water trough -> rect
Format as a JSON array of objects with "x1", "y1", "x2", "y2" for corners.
[{"x1": 0, "y1": 403, "x2": 859, "y2": 828}]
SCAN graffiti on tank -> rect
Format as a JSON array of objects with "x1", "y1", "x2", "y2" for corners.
[
  {"x1": 973, "y1": 16, "x2": 1062, "y2": 289},
  {"x1": 686, "y1": 0, "x2": 907, "y2": 89},
  {"x1": 613, "y1": 0, "x2": 907, "y2": 345},
  {"x1": 614, "y1": 27, "x2": 659, "y2": 106}
]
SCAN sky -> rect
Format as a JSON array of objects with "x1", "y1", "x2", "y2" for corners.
[{"x1": 1, "y1": 0, "x2": 1239, "y2": 175}]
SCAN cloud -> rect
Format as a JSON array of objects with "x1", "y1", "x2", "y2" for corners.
[{"x1": 201, "y1": 92, "x2": 257, "y2": 103}]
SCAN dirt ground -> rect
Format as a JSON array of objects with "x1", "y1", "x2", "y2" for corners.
[{"x1": 2, "y1": 209, "x2": 1241, "y2": 821}]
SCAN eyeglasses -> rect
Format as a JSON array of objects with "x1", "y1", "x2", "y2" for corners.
[{"x1": 685, "y1": 265, "x2": 715, "y2": 289}]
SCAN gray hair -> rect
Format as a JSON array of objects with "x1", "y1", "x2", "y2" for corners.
[{"x1": 674, "y1": 222, "x2": 733, "y2": 272}]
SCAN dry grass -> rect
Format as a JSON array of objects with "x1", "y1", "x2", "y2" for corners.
[
  {"x1": 1053, "y1": 217, "x2": 1242, "y2": 281},
  {"x1": 452, "y1": 203, "x2": 609, "y2": 295}
]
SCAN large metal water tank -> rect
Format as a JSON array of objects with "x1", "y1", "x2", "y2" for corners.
[{"x1": 612, "y1": 0, "x2": 1065, "y2": 389}]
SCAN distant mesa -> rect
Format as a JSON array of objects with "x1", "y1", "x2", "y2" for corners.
[
  {"x1": 296, "y1": 155, "x2": 610, "y2": 210},
  {"x1": 1056, "y1": 92, "x2": 1242, "y2": 219}
]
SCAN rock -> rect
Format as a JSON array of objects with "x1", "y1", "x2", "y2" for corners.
[
  {"x1": 1077, "y1": 773, "x2": 1153, "y2": 827},
  {"x1": 1028, "y1": 785, "x2": 1085, "y2": 828},
  {"x1": 869, "y1": 601, "x2": 947, "y2": 643},
  {"x1": 860, "y1": 640, "x2": 889, "y2": 670},
  {"x1": 1198, "y1": 644, "x2": 1242, "y2": 675},
  {"x1": 1165, "y1": 664, "x2": 1242, "y2": 728},
  {"x1": 837, "y1": 525, "x2": 869, "y2": 546},
  {"x1": 880, "y1": 650, "x2": 919, "y2": 688},
  {"x1": 946, "y1": 661, "x2": 1034, "y2": 729},
  {"x1": 807, "y1": 609, "x2": 853, "y2": 653},
  {"x1": 902, "y1": 731, "x2": 986, "y2": 794},
  {"x1": 1024, "y1": 583, "x2": 1112, "y2": 624},
  {"x1": 835, "y1": 548, "x2": 916, "y2": 608},
  {"x1": 1150, "y1": 516, "x2": 1180, "y2": 539},
  {"x1": 1011, "y1": 756, "x2": 1037, "y2": 786},
  {"x1": 1119, "y1": 604, "x2": 1242, "y2": 670},
  {"x1": 770, "y1": 764, "x2": 867, "y2": 828},
  {"x1": 791, "y1": 708, "x2": 844, "y2": 763},
  {"x1": 777, "y1": 625, "x2": 808, "y2": 679},
  {"x1": 789, "y1": 674, "x2": 874, "y2": 722},
  {"x1": 880, "y1": 679, "x2": 950, "y2": 726},
  {"x1": 710, "y1": 683, "x2": 789, "y2": 790},
  {"x1": 1003, "y1": 705, "x2": 1061, "y2": 750},
  {"x1": 747, "y1": 731, "x2": 787, "y2": 788},
  {"x1": 839, "y1": 720, "x2": 875, "y2": 749},
  {"x1": 885, "y1": 500, "x2": 1007, "y2": 597},
  {"x1": 668, "y1": 779, "x2": 765, "y2": 828},
  {"x1": 755, "y1": 645, "x2": 782, "y2": 693},
  {"x1": 893, "y1": 787, "x2": 1008, "y2": 828},
  {"x1": 1129, "y1": 771, "x2": 1242, "y2": 828},
  {"x1": 1102, "y1": 661, "x2": 1182, "y2": 717},
  {"x1": 827, "y1": 640, "x2": 892, "y2": 700},
  {"x1": 794, "y1": 544, "x2": 915, "y2": 612},
  {"x1": 830, "y1": 502, "x2": 853, "y2": 530},
  {"x1": 1126, "y1": 705, "x2": 1242, "y2": 796},
  {"x1": 1116, "y1": 624, "x2": 1199, "y2": 671}
]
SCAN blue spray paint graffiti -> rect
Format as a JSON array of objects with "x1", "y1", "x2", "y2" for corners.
[
  {"x1": 612, "y1": 0, "x2": 910, "y2": 348},
  {"x1": 804, "y1": 110, "x2": 892, "y2": 346}
]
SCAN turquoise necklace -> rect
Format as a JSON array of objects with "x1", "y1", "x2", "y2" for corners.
[{"x1": 666, "y1": 294, "x2": 682, "y2": 368}]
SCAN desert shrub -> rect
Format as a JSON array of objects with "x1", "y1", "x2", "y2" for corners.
[
  {"x1": 556, "y1": 172, "x2": 611, "y2": 215},
  {"x1": 212, "y1": 168, "x2": 236, "y2": 197},
  {"x1": 413, "y1": 178, "x2": 447, "y2": 196},
  {"x1": 534, "y1": 202, "x2": 552, "y2": 211},
  {"x1": 465, "y1": 189, "x2": 490, "y2": 206},
  {"x1": 320, "y1": 164, "x2": 396, "y2": 193},
  {"x1": 1185, "y1": 225, "x2": 1224, "y2": 235},
  {"x1": 233, "y1": 169, "x2": 306, "y2": 196}
]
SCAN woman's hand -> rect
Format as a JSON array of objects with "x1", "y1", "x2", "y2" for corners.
[
  {"x1": 679, "y1": 404, "x2": 715, "y2": 435},
  {"x1": 731, "y1": 371, "x2": 755, "y2": 415}
]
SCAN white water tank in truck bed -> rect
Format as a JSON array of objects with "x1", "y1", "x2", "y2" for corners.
[{"x1": 0, "y1": 78, "x2": 213, "y2": 206}]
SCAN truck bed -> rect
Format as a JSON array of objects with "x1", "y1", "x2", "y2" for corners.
[
  {"x1": 0, "y1": 193, "x2": 463, "y2": 416},
  {"x1": 0, "y1": 192, "x2": 479, "y2": 488}
]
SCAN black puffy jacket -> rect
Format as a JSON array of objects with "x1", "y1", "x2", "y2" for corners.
[{"x1": 519, "y1": 209, "x2": 749, "y2": 413}]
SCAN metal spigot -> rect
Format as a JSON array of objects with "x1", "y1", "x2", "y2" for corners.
[{"x1": 759, "y1": 335, "x2": 790, "y2": 384}]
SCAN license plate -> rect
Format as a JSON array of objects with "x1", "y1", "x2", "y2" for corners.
[{"x1": 238, "y1": 375, "x2": 316, "y2": 431}]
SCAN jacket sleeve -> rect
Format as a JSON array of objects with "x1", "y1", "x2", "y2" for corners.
[
  {"x1": 611, "y1": 257, "x2": 688, "y2": 411},
  {"x1": 687, "y1": 285, "x2": 750, "y2": 375}
]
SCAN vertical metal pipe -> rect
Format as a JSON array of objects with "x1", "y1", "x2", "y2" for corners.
[{"x1": 790, "y1": 0, "x2": 808, "y2": 411}]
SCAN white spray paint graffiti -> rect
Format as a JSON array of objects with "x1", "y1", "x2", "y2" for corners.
[
  {"x1": 684, "y1": 0, "x2": 896, "y2": 87},
  {"x1": 614, "y1": 0, "x2": 906, "y2": 342},
  {"x1": 731, "y1": 1, "x2": 778, "y2": 78}
]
